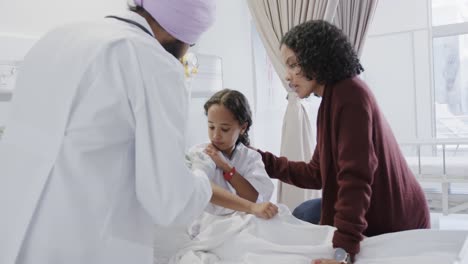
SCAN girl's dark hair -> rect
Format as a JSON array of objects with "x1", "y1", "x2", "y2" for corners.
[
  {"x1": 204, "y1": 89, "x2": 253, "y2": 146},
  {"x1": 281, "y1": 20, "x2": 364, "y2": 86}
]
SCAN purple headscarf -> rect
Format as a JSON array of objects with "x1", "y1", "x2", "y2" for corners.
[{"x1": 134, "y1": 0, "x2": 216, "y2": 45}]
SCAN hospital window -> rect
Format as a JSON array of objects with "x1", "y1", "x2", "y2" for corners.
[{"x1": 431, "y1": 0, "x2": 468, "y2": 139}]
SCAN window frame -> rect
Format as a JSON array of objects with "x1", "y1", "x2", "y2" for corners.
[{"x1": 430, "y1": 0, "x2": 468, "y2": 139}]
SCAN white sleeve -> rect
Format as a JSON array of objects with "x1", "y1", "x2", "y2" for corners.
[
  {"x1": 127, "y1": 42, "x2": 212, "y2": 226},
  {"x1": 243, "y1": 150, "x2": 275, "y2": 202}
]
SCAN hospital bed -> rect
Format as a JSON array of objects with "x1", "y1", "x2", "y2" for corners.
[{"x1": 400, "y1": 138, "x2": 468, "y2": 215}]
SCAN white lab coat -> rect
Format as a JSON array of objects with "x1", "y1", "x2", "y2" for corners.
[
  {"x1": 187, "y1": 142, "x2": 274, "y2": 216},
  {"x1": 0, "y1": 11, "x2": 212, "y2": 264}
]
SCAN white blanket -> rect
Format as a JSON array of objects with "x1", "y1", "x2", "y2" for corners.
[{"x1": 163, "y1": 205, "x2": 467, "y2": 264}]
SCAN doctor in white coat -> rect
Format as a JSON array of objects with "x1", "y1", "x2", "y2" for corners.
[{"x1": 0, "y1": 0, "x2": 233, "y2": 263}]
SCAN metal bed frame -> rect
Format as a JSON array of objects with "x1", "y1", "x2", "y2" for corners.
[{"x1": 400, "y1": 138, "x2": 468, "y2": 215}]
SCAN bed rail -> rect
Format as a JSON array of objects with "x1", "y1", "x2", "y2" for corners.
[{"x1": 399, "y1": 138, "x2": 468, "y2": 215}]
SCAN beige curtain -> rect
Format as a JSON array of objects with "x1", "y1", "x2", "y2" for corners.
[
  {"x1": 247, "y1": 0, "x2": 339, "y2": 210},
  {"x1": 333, "y1": 0, "x2": 379, "y2": 57}
]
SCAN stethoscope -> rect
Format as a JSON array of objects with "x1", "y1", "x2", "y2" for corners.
[
  {"x1": 105, "y1": 15, "x2": 153, "y2": 38},
  {"x1": 106, "y1": 15, "x2": 199, "y2": 76}
]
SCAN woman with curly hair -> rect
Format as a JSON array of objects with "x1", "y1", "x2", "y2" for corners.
[{"x1": 256, "y1": 20, "x2": 430, "y2": 263}]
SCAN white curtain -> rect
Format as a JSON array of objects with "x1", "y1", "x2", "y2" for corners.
[{"x1": 247, "y1": 0, "x2": 339, "y2": 209}]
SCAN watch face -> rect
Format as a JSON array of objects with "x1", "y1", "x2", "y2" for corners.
[{"x1": 334, "y1": 248, "x2": 347, "y2": 262}]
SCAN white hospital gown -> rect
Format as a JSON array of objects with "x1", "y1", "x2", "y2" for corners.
[{"x1": 187, "y1": 142, "x2": 274, "y2": 216}]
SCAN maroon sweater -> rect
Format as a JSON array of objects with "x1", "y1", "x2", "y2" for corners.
[{"x1": 259, "y1": 77, "x2": 429, "y2": 255}]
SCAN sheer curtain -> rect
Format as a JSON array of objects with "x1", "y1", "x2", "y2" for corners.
[
  {"x1": 333, "y1": 0, "x2": 379, "y2": 56},
  {"x1": 247, "y1": 0, "x2": 339, "y2": 209}
]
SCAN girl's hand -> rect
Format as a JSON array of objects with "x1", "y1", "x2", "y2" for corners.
[
  {"x1": 204, "y1": 144, "x2": 231, "y2": 172},
  {"x1": 249, "y1": 202, "x2": 278, "y2": 219}
]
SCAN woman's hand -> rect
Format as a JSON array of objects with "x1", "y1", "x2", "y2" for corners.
[
  {"x1": 248, "y1": 202, "x2": 278, "y2": 219},
  {"x1": 204, "y1": 144, "x2": 231, "y2": 172}
]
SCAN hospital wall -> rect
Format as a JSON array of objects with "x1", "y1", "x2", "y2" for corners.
[
  {"x1": 194, "y1": 0, "x2": 255, "y2": 104},
  {"x1": 0, "y1": 0, "x2": 127, "y2": 35},
  {"x1": 183, "y1": 0, "x2": 256, "y2": 147},
  {"x1": 0, "y1": 0, "x2": 125, "y2": 126},
  {"x1": 360, "y1": 0, "x2": 433, "y2": 141}
]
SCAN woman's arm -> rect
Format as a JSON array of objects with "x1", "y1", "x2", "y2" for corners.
[
  {"x1": 332, "y1": 103, "x2": 376, "y2": 257},
  {"x1": 258, "y1": 147, "x2": 322, "y2": 189},
  {"x1": 209, "y1": 182, "x2": 278, "y2": 219}
]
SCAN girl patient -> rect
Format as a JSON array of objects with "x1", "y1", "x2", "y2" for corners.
[
  {"x1": 153, "y1": 89, "x2": 277, "y2": 264},
  {"x1": 188, "y1": 88, "x2": 275, "y2": 215}
]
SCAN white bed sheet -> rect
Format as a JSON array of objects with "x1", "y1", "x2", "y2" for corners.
[{"x1": 156, "y1": 205, "x2": 468, "y2": 264}]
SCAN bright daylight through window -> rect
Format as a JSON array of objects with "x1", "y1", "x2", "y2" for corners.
[{"x1": 432, "y1": 0, "x2": 468, "y2": 139}]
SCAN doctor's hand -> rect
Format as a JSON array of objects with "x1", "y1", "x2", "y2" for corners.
[
  {"x1": 249, "y1": 202, "x2": 278, "y2": 219},
  {"x1": 204, "y1": 144, "x2": 231, "y2": 172}
]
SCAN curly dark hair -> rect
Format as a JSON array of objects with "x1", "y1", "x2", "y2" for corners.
[
  {"x1": 204, "y1": 89, "x2": 253, "y2": 146},
  {"x1": 281, "y1": 20, "x2": 364, "y2": 86}
]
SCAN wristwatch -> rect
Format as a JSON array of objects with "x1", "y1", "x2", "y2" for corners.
[{"x1": 334, "y1": 248, "x2": 351, "y2": 264}]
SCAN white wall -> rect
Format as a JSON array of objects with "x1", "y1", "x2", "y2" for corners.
[
  {"x1": 194, "y1": 1, "x2": 255, "y2": 104},
  {"x1": 0, "y1": 0, "x2": 127, "y2": 36},
  {"x1": 360, "y1": 0, "x2": 434, "y2": 141},
  {"x1": 0, "y1": 0, "x2": 128, "y2": 126},
  {"x1": 369, "y1": 0, "x2": 429, "y2": 35}
]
